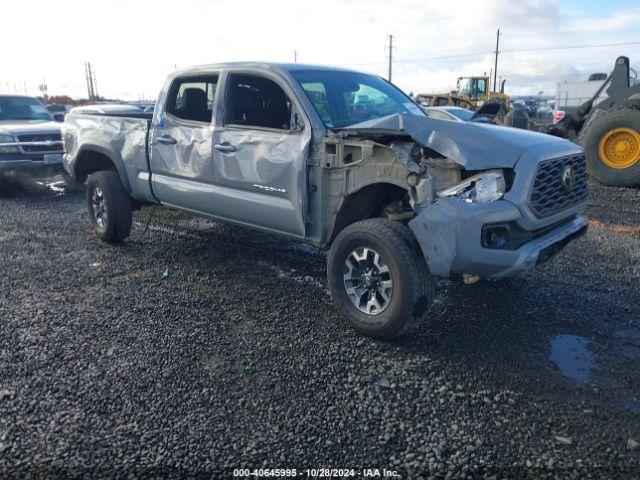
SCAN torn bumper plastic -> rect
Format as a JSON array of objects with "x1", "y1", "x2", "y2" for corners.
[{"x1": 409, "y1": 198, "x2": 588, "y2": 279}]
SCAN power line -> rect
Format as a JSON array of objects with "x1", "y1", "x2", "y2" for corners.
[
  {"x1": 343, "y1": 39, "x2": 640, "y2": 68},
  {"x1": 343, "y1": 50, "x2": 491, "y2": 67},
  {"x1": 501, "y1": 40, "x2": 640, "y2": 54}
]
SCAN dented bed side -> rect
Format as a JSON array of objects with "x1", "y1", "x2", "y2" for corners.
[{"x1": 63, "y1": 113, "x2": 156, "y2": 204}]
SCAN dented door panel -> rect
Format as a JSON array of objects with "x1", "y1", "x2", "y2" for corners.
[
  {"x1": 149, "y1": 114, "x2": 215, "y2": 214},
  {"x1": 210, "y1": 127, "x2": 311, "y2": 237}
]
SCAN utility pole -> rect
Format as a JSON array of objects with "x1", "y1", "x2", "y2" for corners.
[
  {"x1": 38, "y1": 80, "x2": 48, "y2": 102},
  {"x1": 85, "y1": 62, "x2": 93, "y2": 100},
  {"x1": 493, "y1": 28, "x2": 501, "y2": 93},
  {"x1": 293, "y1": 49, "x2": 298, "y2": 63},
  {"x1": 85, "y1": 62, "x2": 99, "y2": 100},
  {"x1": 93, "y1": 66, "x2": 99, "y2": 99},
  {"x1": 387, "y1": 34, "x2": 394, "y2": 82}
]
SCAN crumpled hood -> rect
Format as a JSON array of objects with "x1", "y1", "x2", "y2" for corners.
[
  {"x1": 337, "y1": 113, "x2": 579, "y2": 169},
  {"x1": 0, "y1": 120, "x2": 61, "y2": 137}
]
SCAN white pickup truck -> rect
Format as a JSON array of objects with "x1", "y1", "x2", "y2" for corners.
[{"x1": 62, "y1": 63, "x2": 588, "y2": 338}]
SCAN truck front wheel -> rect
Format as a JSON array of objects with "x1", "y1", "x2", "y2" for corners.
[
  {"x1": 328, "y1": 219, "x2": 434, "y2": 339},
  {"x1": 86, "y1": 170, "x2": 132, "y2": 243}
]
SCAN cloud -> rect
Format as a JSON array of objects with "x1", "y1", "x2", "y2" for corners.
[
  {"x1": 1, "y1": 0, "x2": 638, "y2": 101},
  {"x1": 564, "y1": 8, "x2": 640, "y2": 34}
]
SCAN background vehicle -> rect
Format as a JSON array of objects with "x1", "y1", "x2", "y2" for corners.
[
  {"x1": 423, "y1": 106, "x2": 472, "y2": 121},
  {"x1": 128, "y1": 101, "x2": 155, "y2": 114},
  {"x1": 69, "y1": 104, "x2": 145, "y2": 115},
  {"x1": 63, "y1": 63, "x2": 588, "y2": 339},
  {"x1": 423, "y1": 106, "x2": 499, "y2": 124},
  {"x1": 46, "y1": 103, "x2": 73, "y2": 121},
  {"x1": 415, "y1": 75, "x2": 510, "y2": 119},
  {"x1": 524, "y1": 100, "x2": 539, "y2": 117},
  {"x1": 536, "y1": 104, "x2": 554, "y2": 120},
  {"x1": 554, "y1": 76, "x2": 606, "y2": 121},
  {"x1": 546, "y1": 56, "x2": 640, "y2": 186},
  {"x1": 0, "y1": 94, "x2": 65, "y2": 179}
]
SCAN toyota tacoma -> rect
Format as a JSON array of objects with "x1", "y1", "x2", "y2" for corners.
[{"x1": 62, "y1": 63, "x2": 588, "y2": 338}]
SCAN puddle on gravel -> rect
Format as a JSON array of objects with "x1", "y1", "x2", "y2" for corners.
[
  {"x1": 550, "y1": 335, "x2": 594, "y2": 384},
  {"x1": 35, "y1": 180, "x2": 66, "y2": 194},
  {"x1": 0, "y1": 176, "x2": 69, "y2": 197}
]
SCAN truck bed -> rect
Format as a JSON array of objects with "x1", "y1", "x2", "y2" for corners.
[{"x1": 63, "y1": 112, "x2": 156, "y2": 204}]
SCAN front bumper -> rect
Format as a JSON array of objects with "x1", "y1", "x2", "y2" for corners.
[
  {"x1": 409, "y1": 197, "x2": 588, "y2": 279},
  {"x1": 0, "y1": 154, "x2": 64, "y2": 177}
]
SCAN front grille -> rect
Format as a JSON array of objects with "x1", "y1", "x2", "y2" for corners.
[
  {"x1": 17, "y1": 133, "x2": 63, "y2": 153},
  {"x1": 529, "y1": 154, "x2": 588, "y2": 218}
]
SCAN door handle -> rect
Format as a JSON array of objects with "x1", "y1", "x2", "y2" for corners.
[
  {"x1": 214, "y1": 142, "x2": 237, "y2": 153},
  {"x1": 156, "y1": 135, "x2": 177, "y2": 145}
]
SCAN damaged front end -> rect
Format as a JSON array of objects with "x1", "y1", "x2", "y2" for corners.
[{"x1": 316, "y1": 113, "x2": 588, "y2": 279}]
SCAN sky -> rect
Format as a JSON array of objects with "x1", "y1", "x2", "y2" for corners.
[{"x1": 2, "y1": 0, "x2": 640, "y2": 101}]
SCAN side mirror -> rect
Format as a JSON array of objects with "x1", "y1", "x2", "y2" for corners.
[{"x1": 53, "y1": 113, "x2": 65, "y2": 122}]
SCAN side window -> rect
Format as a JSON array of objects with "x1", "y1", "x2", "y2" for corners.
[
  {"x1": 166, "y1": 75, "x2": 218, "y2": 123},
  {"x1": 226, "y1": 74, "x2": 292, "y2": 130},
  {"x1": 476, "y1": 79, "x2": 486, "y2": 96}
]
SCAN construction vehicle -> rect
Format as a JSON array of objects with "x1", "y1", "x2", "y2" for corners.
[
  {"x1": 414, "y1": 75, "x2": 509, "y2": 117},
  {"x1": 546, "y1": 56, "x2": 640, "y2": 186}
]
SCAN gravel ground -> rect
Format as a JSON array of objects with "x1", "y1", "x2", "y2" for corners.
[{"x1": 0, "y1": 177, "x2": 639, "y2": 479}]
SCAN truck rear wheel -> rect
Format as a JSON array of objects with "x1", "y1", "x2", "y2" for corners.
[
  {"x1": 580, "y1": 107, "x2": 640, "y2": 186},
  {"x1": 86, "y1": 170, "x2": 132, "y2": 243},
  {"x1": 328, "y1": 219, "x2": 434, "y2": 339}
]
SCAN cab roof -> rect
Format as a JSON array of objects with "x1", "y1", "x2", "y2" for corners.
[{"x1": 172, "y1": 62, "x2": 363, "y2": 77}]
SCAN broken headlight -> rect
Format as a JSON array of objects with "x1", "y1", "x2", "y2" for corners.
[
  {"x1": 0, "y1": 134, "x2": 19, "y2": 153},
  {"x1": 437, "y1": 169, "x2": 506, "y2": 204}
]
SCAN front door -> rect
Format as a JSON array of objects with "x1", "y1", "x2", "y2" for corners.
[{"x1": 210, "y1": 72, "x2": 311, "y2": 237}]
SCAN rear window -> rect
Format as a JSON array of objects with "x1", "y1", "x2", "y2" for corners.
[{"x1": 166, "y1": 76, "x2": 218, "y2": 123}]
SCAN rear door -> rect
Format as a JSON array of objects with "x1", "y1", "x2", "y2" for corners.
[
  {"x1": 210, "y1": 72, "x2": 311, "y2": 237},
  {"x1": 149, "y1": 74, "x2": 219, "y2": 214}
]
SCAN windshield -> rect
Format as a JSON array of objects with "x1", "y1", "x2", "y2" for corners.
[
  {"x1": 291, "y1": 70, "x2": 424, "y2": 128},
  {"x1": 0, "y1": 96, "x2": 52, "y2": 121}
]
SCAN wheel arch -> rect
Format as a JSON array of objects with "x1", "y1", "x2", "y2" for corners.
[
  {"x1": 328, "y1": 181, "x2": 411, "y2": 244},
  {"x1": 74, "y1": 143, "x2": 132, "y2": 193}
]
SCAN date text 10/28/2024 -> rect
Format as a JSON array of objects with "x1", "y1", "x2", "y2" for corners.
[{"x1": 233, "y1": 468, "x2": 401, "y2": 478}]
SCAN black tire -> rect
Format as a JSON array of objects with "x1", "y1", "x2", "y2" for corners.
[
  {"x1": 580, "y1": 107, "x2": 640, "y2": 186},
  {"x1": 328, "y1": 219, "x2": 434, "y2": 339},
  {"x1": 86, "y1": 170, "x2": 132, "y2": 243}
]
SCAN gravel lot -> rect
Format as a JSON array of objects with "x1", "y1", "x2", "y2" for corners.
[{"x1": 0, "y1": 177, "x2": 639, "y2": 479}]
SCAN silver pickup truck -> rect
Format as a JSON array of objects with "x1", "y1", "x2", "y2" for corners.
[
  {"x1": 0, "y1": 95, "x2": 65, "y2": 179},
  {"x1": 62, "y1": 63, "x2": 588, "y2": 338}
]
